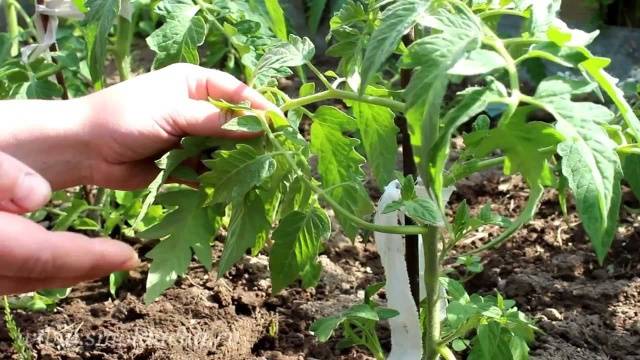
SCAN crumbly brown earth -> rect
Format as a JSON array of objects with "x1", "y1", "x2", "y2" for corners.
[{"x1": 1, "y1": 170, "x2": 639, "y2": 360}]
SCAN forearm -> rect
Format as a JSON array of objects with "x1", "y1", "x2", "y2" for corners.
[{"x1": 0, "y1": 99, "x2": 93, "y2": 190}]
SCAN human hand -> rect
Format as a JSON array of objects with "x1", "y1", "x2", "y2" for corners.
[
  {"x1": 0, "y1": 152, "x2": 138, "y2": 295},
  {"x1": 81, "y1": 63, "x2": 278, "y2": 190}
]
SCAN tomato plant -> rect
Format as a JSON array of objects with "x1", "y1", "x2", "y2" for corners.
[{"x1": 2, "y1": 0, "x2": 639, "y2": 359}]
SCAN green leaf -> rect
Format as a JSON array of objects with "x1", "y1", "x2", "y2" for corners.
[
  {"x1": 0, "y1": 33, "x2": 12, "y2": 64},
  {"x1": 448, "y1": 49, "x2": 506, "y2": 76},
  {"x1": 384, "y1": 198, "x2": 445, "y2": 227},
  {"x1": 146, "y1": 0, "x2": 206, "y2": 69},
  {"x1": 525, "y1": 41, "x2": 589, "y2": 68},
  {"x1": 53, "y1": 199, "x2": 89, "y2": 231},
  {"x1": 310, "y1": 106, "x2": 373, "y2": 238},
  {"x1": 136, "y1": 137, "x2": 213, "y2": 226},
  {"x1": 364, "y1": 282, "x2": 385, "y2": 304},
  {"x1": 109, "y1": 271, "x2": 127, "y2": 297},
  {"x1": 474, "y1": 323, "x2": 514, "y2": 360},
  {"x1": 360, "y1": 0, "x2": 427, "y2": 90},
  {"x1": 299, "y1": 82, "x2": 316, "y2": 97},
  {"x1": 269, "y1": 208, "x2": 330, "y2": 293},
  {"x1": 509, "y1": 336, "x2": 529, "y2": 360},
  {"x1": 72, "y1": 0, "x2": 88, "y2": 12},
  {"x1": 428, "y1": 83, "x2": 506, "y2": 193},
  {"x1": 376, "y1": 307, "x2": 400, "y2": 320},
  {"x1": 400, "y1": 3, "x2": 482, "y2": 181},
  {"x1": 534, "y1": 84, "x2": 621, "y2": 262},
  {"x1": 265, "y1": 0, "x2": 287, "y2": 41},
  {"x1": 547, "y1": 20, "x2": 598, "y2": 48},
  {"x1": 139, "y1": 189, "x2": 220, "y2": 304},
  {"x1": 10, "y1": 79, "x2": 62, "y2": 99},
  {"x1": 534, "y1": 75, "x2": 597, "y2": 99},
  {"x1": 218, "y1": 191, "x2": 270, "y2": 276},
  {"x1": 465, "y1": 108, "x2": 564, "y2": 187},
  {"x1": 85, "y1": 0, "x2": 120, "y2": 89},
  {"x1": 201, "y1": 144, "x2": 276, "y2": 205},
  {"x1": 452, "y1": 339, "x2": 468, "y2": 352},
  {"x1": 348, "y1": 87, "x2": 399, "y2": 188},
  {"x1": 253, "y1": 34, "x2": 315, "y2": 86},
  {"x1": 344, "y1": 303, "x2": 379, "y2": 321},
  {"x1": 310, "y1": 315, "x2": 344, "y2": 342},
  {"x1": 580, "y1": 57, "x2": 640, "y2": 139},
  {"x1": 528, "y1": 0, "x2": 561, "y2": 36},
  {"x1": 221, "y1": 115, "x2": 263, "y2": 132}
]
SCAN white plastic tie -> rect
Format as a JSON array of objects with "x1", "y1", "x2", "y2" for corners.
[{"x1": 21, "y1": 0, "x2": 84, "y2": 63}]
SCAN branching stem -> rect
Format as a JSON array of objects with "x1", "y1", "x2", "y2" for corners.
[{"x1": 281, "y1": 89, "x2": 405, "y2": 113}]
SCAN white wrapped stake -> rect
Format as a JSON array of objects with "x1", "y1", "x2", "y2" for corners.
[
  {"x1": 374, "y1": 180, "x2": 423, "y2": 360},
  {"x1": 374, "y1": 180, "x2": 450, "y2": 359}
]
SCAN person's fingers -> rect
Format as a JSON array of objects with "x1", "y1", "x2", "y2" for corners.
[
  {"x1": 0, "y1": 151, "x2": 51, "y2": 213},
  {"x1": 162, "y1": 99, "x2": 263, "y2": 138},
  {"x1": 185, "y1": 65, "x2": 281, "y2": 113},
  {"x1": 0, "y1": 212, "x2": 139, "y2": 280},
  {"x1": 0, "y1": 275, "x2": 86, "y2": 296},
  {"x1": 91, "y1": 159, "x2": 160, "y2": 190}
]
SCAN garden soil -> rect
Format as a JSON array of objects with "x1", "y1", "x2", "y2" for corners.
[{"x1": 1, "y1": 171, "x2": 639, "y2": 360}]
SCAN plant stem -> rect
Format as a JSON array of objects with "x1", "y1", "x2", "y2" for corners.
[
  {"x1": 114, "y1": 14, "x2": 135, "y2": 82},
  {"x1": 422, "y1": 226, "x2": 441, "y2": 360},
  {"x1": 4, "y1": 0, "x2": 19, "y2": 56},
  {"x1": 437, "y1": 345, "x2": 457, "y2": 360},
  {"x1": 306, "y1": 62, "x2": 333, "y2": 90},
  {"x1": 399, "y1": 29, "x2": 421, "y2": 308},
  {"x1": 444, "y1": 156, "x2": 504, "y2": 187},
  {"x1": 478, "y1": 9, "x2": 526, "y2": 19},
  {"x1": 281, "y1": 89, "x2": 405, "y2": 113}
]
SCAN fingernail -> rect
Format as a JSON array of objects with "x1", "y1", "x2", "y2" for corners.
[
  {"x1": 96, "y1": 238, "x2": 140, "y2": 270},
  {"x1": 14, "y1": 172, "x2": 51, "y2": 210}
]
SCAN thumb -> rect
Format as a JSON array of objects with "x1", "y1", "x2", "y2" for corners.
[
  {"x1": 164, "y1": 99, "x2": 261, "y2": 139},
  {"x1": 0, "y1": 151, "x2": 51, "y2": 213}
]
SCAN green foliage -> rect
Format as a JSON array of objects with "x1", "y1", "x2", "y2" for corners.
[
  {"x1": 217, "y1": 190, "x2": 269, "y2": 276},
  {"x1": 264, "y1": 0, "x2": 287, "y2": 41},
  {"x1": 347, "y1": 86, "x2": 399, "y2": 188},
  {"x1": 310, "y1": 106, "x2": 373, "y2": 238},
  {"x1": 441, "y1": 278, "x2": 537, "y2": 360},
  {"x1": 138, "y1": 189, "x2": 221, "y2": 304},
  {"x1": 269, "y1": 207, "x2": 330, "y2": 292},
  {"x1": 85, "y1": 0, "x2": 120, "y2": 89},
  {"x1": 360, "y1": 0, "x2": 427, "y2": 91},
  {"x1": 310, "y1": 283, "x2": 398, "y2": 360},
  {"x1": 200, "y1": 144, "x2": 277, "y2": 205},
  {"x1": 147, "y1": 0, "x2": 207, "y2": 69}
]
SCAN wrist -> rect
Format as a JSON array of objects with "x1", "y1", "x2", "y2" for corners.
[{"x1": 0, "y1": 98, "x2": 94, "y2": 189}]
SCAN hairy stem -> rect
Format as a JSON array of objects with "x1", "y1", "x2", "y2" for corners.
[
  {"x1": 281, "y1": 89, "x2": 405, "y2": 113},
  {"x1": 115, "y1": 14, "x2": 135, "y2": 82},
  {"x1": 422, "y1": 226, "x2": 441, "y2": 360},
  {"x1": 4, "y1": 0, "x2": 19, "y2": 56}
]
